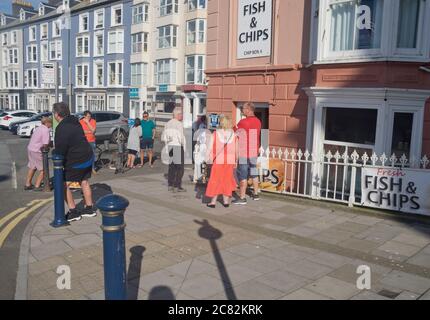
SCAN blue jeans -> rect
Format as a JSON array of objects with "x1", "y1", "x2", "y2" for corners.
[
  {"x1": 236, "y1": 157, "x2": 258, "y2": 182},
  {"x1": 89, "y1": 142, "x2": 96, "y2": 170}
]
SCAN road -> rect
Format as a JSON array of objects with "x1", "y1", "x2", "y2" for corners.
[{"x1": 0, "y1": 129, "x2": 167, "y2": 299}]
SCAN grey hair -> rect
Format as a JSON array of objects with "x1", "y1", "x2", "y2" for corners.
[{"x1": 173, "y1": 107, "x2": 183, "y2": 118}]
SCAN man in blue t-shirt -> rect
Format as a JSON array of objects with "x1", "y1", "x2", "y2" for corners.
[{"x1": 139, "y1": 111, "x2": 156, "y2": 167}]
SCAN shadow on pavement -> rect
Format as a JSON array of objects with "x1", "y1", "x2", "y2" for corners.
[
  {"x1": 148, "y1": 286, "x2": 176, "y2": 300},
  {"x1": 127, "y1": 245, "x2": 146, "y2": 300},
  {"x1": 75, "y1": 183, "x2": 113, "y2": 211},
  {"x1": 195, "y1": 219, "x2": 237, "y2": 300},
  {"x1": 0, "y1": 175, "x2": 10, "y2": 183}
]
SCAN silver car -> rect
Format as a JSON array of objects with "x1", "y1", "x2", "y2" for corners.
[{"x1": 75, "y1": 111, "x2": 129, "y2": 144}]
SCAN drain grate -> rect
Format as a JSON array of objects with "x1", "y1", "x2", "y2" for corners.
[{"x1": 378, "y1": 289, "x2": 401, "y2": 299}]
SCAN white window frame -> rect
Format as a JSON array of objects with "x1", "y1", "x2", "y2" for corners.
[
  {"x1": 108, "y1": 60, "x2": 124, "y2": 87},
  {"x1": 188, "y1": 0, "x2": 206, "y2": 12},
  {"x1": 2, "y1": 49, "x2": 8, "y2": 66},
  {"x1": 187, "y1": 19, "x2": 206, "y2": 45},
  {"x1": 131, "y1": 63, "x2": 147, "y2": 86},
  {"x1": 75, "y1": 64, "x2": 90, "y2": 88},
  {"x1": 305, "y1": 87, "x2": 428, "y2": 166},
  {"x1": 94, "y1": 60, "x2": 104, "y2": 87},
  {"x1": 10, "y1": 31, "x2": 17, "y2": 44},
  {"x1": 76, "y1": 94, "x2": 87, "y2": 113},
  {"x1": 88, "y1": 94, "x2": 106, "y2": 111},
  {"x1": 107, "y1": 94, "x2": 123, "y2": 112},
  {"x1": 159, "y1": 0, "x2": 179, "y2": 17},
  {"x1": 27, "y1": 94, "x2": 36, "y2": 111},
  {"x1": 2, "y1": 33, "x2": 7, "y2": 45},
  {"x1": 52, "y1": 20, "x2": 61, "y2": 37},
  {"x1": 131, "y1": 32, "x2": 148, "y2": 54},
  {"x1": 94, "y1": 9, "x2": 105, "y2": 30},
  {"x1": 111, "y1": 4, "x2": 123, "y2": 27},
  {"x1": 316, "y1": 0, "x2": 430, "y2": 63},
  {"x1": 41, "y1": 42, "x2": 49, "y2": 62},
  {"x1": 79, "y1": 13, "x2": 89, "y2": 33},
  {"x1": 158, "y1": 25, "x2": 178, "y2": 49},
  {"x1": 9, "y1": 48, "x2": 19, "y2": 65},
  {"x1": 50, "y1": 40, "x2": 62, "y2": 60},
  {"x1": 185, "y1": 55, "x2": 205, "y2": 84},
  {"x1": 132, "y1": 3, "x2": 149, "y2": 24},
  {"x1": 29, "y1": 26, "x2": 36, "y2": 41},
  {"x1": 76, "y1": 35, "x2": 90, "y2": 57},
  {"x1": 108, "y1": 29, "x2": 124, "y2": 54},
  {"x1": 25, "y1": 69, "x2": 38, "y2": 88},
  {"x1": 26, "y1": 44, "x2": 38, "y2": 63},
  {"x1": 40, "y1": 23, "x2": 48, "y2": 40},
  {"x1": 154, "y1": 59, "x2": 177, "y2": 85},
  {"x1": 94, "y1": 32, "x2": 104, "y2": 57}
]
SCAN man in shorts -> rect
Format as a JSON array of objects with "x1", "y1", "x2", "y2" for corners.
[
  {"x1": 53, "y1": 102, "x2": 96, "y2": 222},
  {"x1": 233, "y1": 102, "x2": 262, "y2": 205},
  {"x1": 139, "y1": 111, "x2": 156, "y2": 168}
]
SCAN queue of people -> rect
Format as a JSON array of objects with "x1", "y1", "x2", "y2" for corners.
[{"x1": 23, "y1": 100, "x2": 261, "y2": 223}]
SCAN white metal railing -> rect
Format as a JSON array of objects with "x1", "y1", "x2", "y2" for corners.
[{"x1": 257, "y1": 147, "x2": 430, "y2": 211}]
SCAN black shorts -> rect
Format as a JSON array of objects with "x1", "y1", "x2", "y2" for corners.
[
  {"x1": 128, "y1": 149, "x2": 138, "y2": 156},
  {"x1": 64, "y1": 166, "x2": 92, "y2": 183}
]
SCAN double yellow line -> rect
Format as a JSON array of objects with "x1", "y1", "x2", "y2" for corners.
[{"x1": 0, "y1": 198, "x2": 53, "y2": 248}]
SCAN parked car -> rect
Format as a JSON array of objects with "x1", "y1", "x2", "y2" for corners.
[
  {"x1": 0, "y1": 110, "x2": 38, "y2": 130},
  {"x1": 74, "y1": 111, "x2": 129, "y2": 143},
  {"x1": 10, "y1": 112, "x2": 52, "y2": 135}
]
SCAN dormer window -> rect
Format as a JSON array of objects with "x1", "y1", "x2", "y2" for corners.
[
  {"x1": 20, "y1": 9, "x2": 25, "y2": 21},
  {"x1": 39, "y1": 5, "x2": 45, "y2": 16},
  {"x1": 63, "y1": 0, "x2": 69, "y2": 9},
  {"x1": 0, "y1": 15, "x2": 6, "y2": 26}
]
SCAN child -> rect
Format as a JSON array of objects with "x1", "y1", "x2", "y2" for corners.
[{"x1": 127, "y1": 118, "x2": 142, "y2": 168}]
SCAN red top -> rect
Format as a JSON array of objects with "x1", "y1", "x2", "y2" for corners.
[
  {"x1": 79, "y1": 118, "x2": 97, "y2": 143},
  {"x1": 236, "y1": 116, "x2": 261, "y2": 159}
]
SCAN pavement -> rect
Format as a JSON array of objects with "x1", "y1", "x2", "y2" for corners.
[{"x1": 19, "y1": 164, "x2": 430, "y2": 300}]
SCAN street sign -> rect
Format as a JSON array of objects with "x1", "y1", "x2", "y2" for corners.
[
  {"x1": 41, "y1": 62, "x2": 56, "y2": 85},
  {"x1": 159, "y1": 85, "x2": 168, "y2": 92},
  {"x1": 129, "y1": 88, "x2": 139, "y2": 99}
]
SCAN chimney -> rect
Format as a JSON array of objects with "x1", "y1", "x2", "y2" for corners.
[{"x1": 12, "y1": 0, "x2": 34, "y2": 17}]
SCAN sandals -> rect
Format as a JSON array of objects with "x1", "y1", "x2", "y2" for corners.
[{"x1": 207, "y1": 204, "x2": 216, "y2": 209}]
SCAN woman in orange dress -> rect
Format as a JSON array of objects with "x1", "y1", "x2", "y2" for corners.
[{"x1": 205, "y1": 115, "x2": 237, "y2": 208}]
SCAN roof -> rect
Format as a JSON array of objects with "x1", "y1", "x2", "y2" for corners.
[{"x1": 0, "y1": 0, "x2": 124, "y2": 31}]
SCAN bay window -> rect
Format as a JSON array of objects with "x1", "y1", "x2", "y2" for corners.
[
  {"x1": 133, "y1": 4, "x2": 149, "y2": 24},
  {"x1": 155, "y1": 59, "x2": 176, "y2": 85},
  {"x1": 188, "y1": 0, "x2": 206, "y2": 11},
  {"x1": 186, "y1": 55, "x2": 205, "y2": 84},
  {"x1": 316, "y1": 0, "x2": 430, "y2": 62},
  {"x1": 131, "y1": 63, "x2": 147, "y2": 86},
  {"x1": 187, "y1": 19, "x2": 206, "y2": 45},
  {"x1": 158, "y1": 25, "x2": 177, "y2": 49},
  {"x1": 160, "y1": 0, "x2": 179, "y2": 16},
  {"x1": 132, "y1": 32, "x2": 148, "y2": 53}
]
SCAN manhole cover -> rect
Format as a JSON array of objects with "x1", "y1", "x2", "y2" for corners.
[{"x1": 378, "y1": 289, "x2": 400, "y2": 299}]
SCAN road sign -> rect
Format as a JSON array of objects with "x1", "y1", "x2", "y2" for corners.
[
  {"x1": 41, "y1": 62, "x2": 56, "y2": 85},
  {"x1": 129, "y1": 88, "x2": 139, "y2": 99}
]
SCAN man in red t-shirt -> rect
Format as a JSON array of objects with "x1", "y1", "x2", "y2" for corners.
[{"x1": 233, "y1": 102, "x2": 261, "y2": 205}]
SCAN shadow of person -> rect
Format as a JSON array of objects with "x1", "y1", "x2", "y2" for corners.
[
  {"x1": 76, "y1": 183, "x2": 113, "y2": 211},
  {"x1": 148, "y1": 286, "x2": 176, "y2": 300},
  {"x1": 127, "y1": 245, "x2": 146, "y2": 300},
  {"x1": 195, "y1": 219, "x2": 237, "y2": 300}
]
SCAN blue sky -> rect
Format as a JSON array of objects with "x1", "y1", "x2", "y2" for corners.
[{"x1": 0, "y1": 1, "x2": 41, "y2": 14}]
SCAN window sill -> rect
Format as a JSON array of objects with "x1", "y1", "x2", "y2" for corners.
[{"x1": 315, "y1": 56, "x2": 430, "y2": 65}]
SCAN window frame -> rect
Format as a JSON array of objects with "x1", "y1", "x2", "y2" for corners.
[
  {"x1": 25, "y1": 69, "x2": 38, "y2": 88},
  {"x1": 111, "y1": 4, "x2": 123, "y2": 27},
  {"x1": 29, "y1": 26, "x2": 37, "y2": 42},
  {"x1": 159, "y1": 0, "x2": 179, "y2": 17},
  {"x1": 76, "y1": 35, "x2": 90, "y2": 57},
  {"x1": 40, "y1": 23, "x2": 48, "y2": 40},
  {"x1": 132, "y1": 3, "x2": 149, "y2": 24},
  {"x1": 93, "y1": 60, "x2": 104, "y2": 87},
  {"x1": 79, "y1": 13, "x2": 89, "y2": 33},
  {"x1": 94, "y1": 8, "x2": 105, "y2": 30},
  {"x1": 26, "y1": 44, "x2": 38, "y2": 63},
  {"x1": 108, "y1": 60, "x2": 124, "y2": 87},
  {"x1": 52, "y1": 20, "x2": 61, "y2": 38},
  {"x1": 131, "y1": 62, "x2": 148, "y2": 86},
  {"x1": 50, "y1": 40, "x2": 62, "y2": 60},
  {"x1": 154, "y1": 59, "x2": 177, "y2": 85},
  {"x1": 107, "y1": 29, "x2": 124, "y2": 54},
  {"x1": 94, "y1": 31, "x2": 104, "y2": 57},
  {"x1": 185, "y1": 55, "x2": 205, "y2": 84},
  {"x1": 158, "y1": 25, "x2": 178, "y2": 49},
  {"x1": 188, "y1": 0, "x2": 206, "y2": 12},
  {"x1": 75, "y1": 63, "x2": 90, "y2": 88}
]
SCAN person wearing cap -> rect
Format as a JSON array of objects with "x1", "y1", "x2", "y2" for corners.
[{"x1": 139, "y1": 111, "x2": 156, "y2": 168}]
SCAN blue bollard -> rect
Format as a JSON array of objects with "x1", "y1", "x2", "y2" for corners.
[
  {"x1": 96, "y1": 194, "x2": 129, "y2": 300},
  {"x1": 50, "y1": 154, "x2": 68, "y2": 228}
]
